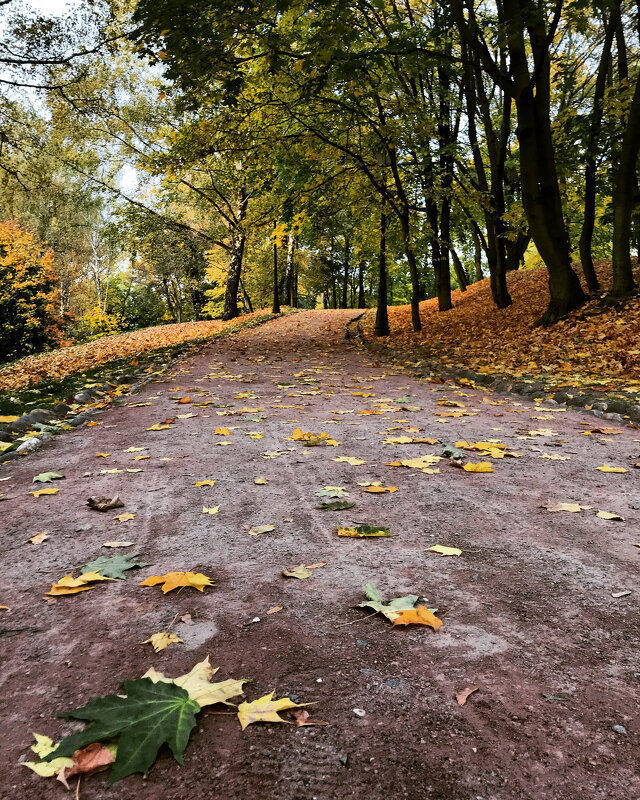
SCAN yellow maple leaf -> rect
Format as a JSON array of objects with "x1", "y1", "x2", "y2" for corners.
[
  {"x1": 132, "y1": 455, "x2": 149, "y2": 461},
  {"x1": 596, "y1": 510, "x2": 625, "y2": 521},
  {"x1": 143, "y1": 656, "x2": 247, "y2": 707},
  {"x1": 140, "y1": 571, "x2": 214, "y2": 593},
  {"x1": 0, "y1": 415, "x2": 19, "y2": 423},
  {"x1": 142, "y1": 632, "x2": 184, "y2": 653},
  {"x1": 96, "y1": 452, "x2": 110, "y2": 458},
  {"x1": 362, "y1": 486, "x2": 398, "y2": 494},
  {"x1": 215, "y1": 427, "x2": 231, "y2": 435},
  {"x1": 426, "y1": 545, "x2": 462, "y2": 557},
  {"x1": 202, "y1": 505, "x2": 220, "y2": 514},
  {"x1": 47, "y1": 571, "x2": 114, "y2": 596},
  {"x1": 28, "y1": 531, "x2": 48, "y2": 544},
  {"x1": 29, "y1": 488, "x2": 59, "y2": 497},
  {"x1": 194, "y1": 480, "x2": 216, "y2": 487},
  {"x1": 596, "y1": 465, "x2": 628, "y2": 473},
  {"x1": 392, "y1": 606, "x2": 443, "y2": 630},
  {"x1": 332, "y1": 456, "x2": 366, "y2": 465},
  {"x1": 462, "y1": 462, "x2": 495, "y2": 473},
  {"x1": 544, "y1": 502, "x2": 592, "y2": 512},
  {"x1": 237, "y1": 691, "x2": 313, "y2": 730},
  {"x1": 114, "y1": 513, "x2": 135, "y2": 522},
  {"x1": 147, "y1": 423, "x2": 170, "y2": 431}
]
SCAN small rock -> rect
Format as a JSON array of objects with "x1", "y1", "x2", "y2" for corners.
[
  {"x1": 28, "y1": 408, "x2": 57, "y2": 424},
  {"x1": 75, "y1": 524, "x2": 92, "y2": 532},
  {"x1": 612, "y1": 724, "x2": 627, "y2": 735},
  {"x1": 352, "y1": 708, "x2": 366, "y2": 717},
  {"x1": 355, "y1": 639, "x2": 370, "y2": 649},
  {"x1": 16, "y1": 438, "x2": 42, "y2": 453}
]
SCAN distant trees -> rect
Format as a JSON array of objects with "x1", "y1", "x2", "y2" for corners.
[{"x1": 0, "y1": 221, "x2": 64, "y2": 361}]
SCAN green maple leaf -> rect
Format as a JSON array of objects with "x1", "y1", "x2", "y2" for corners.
[
  {"x1": 43, "y1": 678, "x2": 200, "y2": 784},
  {"x1": 81, "y1": 553, "x2": 150, "y2": 580},
  {"x1": 32, "y1": 471, "x2": 64, "y2": 483},
  {"x1": 357, "y1": 583, "x2": 423, "y2": 621},
  {"x1": 316, "y1": 500, "x2": 356, "y2": 511}
]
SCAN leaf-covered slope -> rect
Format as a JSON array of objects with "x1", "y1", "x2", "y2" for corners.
[{"x1": 360, "y1": 260, "x2": 640, "y2": 392}]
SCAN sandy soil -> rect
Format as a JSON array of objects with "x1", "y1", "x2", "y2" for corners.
[{"x1": 1, "y1": 309, "x2": 638, "y2": 800}]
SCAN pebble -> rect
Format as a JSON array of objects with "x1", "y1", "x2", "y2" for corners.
[
  {"x1": 612, "y1": 724, "x2": 627, "y2": 735},
  {"x1": 353, "y1": 708, "x2": 366, "y2": 717}
]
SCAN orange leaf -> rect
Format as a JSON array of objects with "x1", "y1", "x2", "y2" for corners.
[{"x1": 392, "y1": 606, "x2": 443, "y2": 630}]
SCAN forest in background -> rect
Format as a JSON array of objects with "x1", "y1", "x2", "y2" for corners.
[{"x1": 1, "y1": 0, "x2": 639, "y2": 363}]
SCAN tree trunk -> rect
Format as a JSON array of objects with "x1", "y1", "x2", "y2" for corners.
[
  {"x1": 473, "y1": 232, "x2": 483, "y2": 282},
  {"x1": 374, "y1": 210, "x2": 390, "y2": 336},
  {"x1": 450, "y1": 247, "x2": 469, "y2": 291},
  {"x1": 505, "y1": 0, "x2": 586, "y2": 324},
  {"x1": 282, "y1": 234, "x2": 296, "y2": 305},
  {"x1": 358, "y1": 260, "x2": 366, "y2": 308},
  {"x1": 342, "y1": 236, "x2": 350, "y2": 309},
  {"x1": 240, "y1": 277, "x2": 253, "y2": 313},
  {"x1": 272, "y1": 219, "x2": 281, "y2": 314},
  {"x1": 222, "y1": 235, "x2": 245, "y2": 320},
  {"x1": 222, "y1": 184, "x2": 248, "y2": 321},
  {"x1": 579, "y1": 5, "x2": 618, "y2": 293},
  {"x1": 611, "y1": 69, "x2": 640, "y2": 296}
]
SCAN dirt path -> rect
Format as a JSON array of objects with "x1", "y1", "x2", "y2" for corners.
[{"x1": 1, "y1": 310, "x2": 639, "y2": 800}]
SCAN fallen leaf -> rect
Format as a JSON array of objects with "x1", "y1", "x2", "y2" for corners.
[
  {"x1": 47, "y1": 571, "x2": 115, "y2": 596},
  {"x1": 462, "y1": 462, "x2": 494, "y2": 473},
  {"x1": 87, "y1": 496, "x2": 124, "y2": 511},
  {"x1": 100, "y1": 468, "x2": 123, "y2": 475},
  {"x1": 543, "y1": 502, "x2": 592, "y2": 513},
  {"x1": 142, "y1": 632, "x2": 184, "y2": 653},
  {"x1": 596, "y1": 510, "x2": 625, "y2": 521},
  {"x1": 202, "y1": 505, "x2": 221, "y2": 515},
  {"x1": 386, "y1": 455, "x2": 441, "y2": 470},
  {"x1": 362, "y1": 485, "x2": 398, "y2": 494},
  {"x1": 215, "y1": 427, "x2": 231, "y2": 435},
  {"x1": 96, "y1": 452, "x2": 110, "y2": 458},
  {"x1": 58, "y1": 742, "x2": 116, "y2": 783},
  {"x1": 237, "y1": 691, "x2": 312, "y2": 730},
  {"x1": 392, "y1": 606, "x2": 443, "y2": 630},
  {"x1": 337, "y1": 524, "x2": 394, "y2": 538},
  {"x1": 0, "y1": 415, "x2": 19, "y2": 423},
  {"x1": 292, "y1": 709, "x2": 329, "y2": 727},
  {"x1": 23, "y1": 733, "x2": 73, "y2": 777},
  {"x1": 611, "y1": 590, "x2": 631, "y2": 598},
  {"x1": 315, "y1": 486, "x2": 349, "y2": 498},
  {"x1": 426, "y1": 545, "x2": 462, "y2": 557},
  {"x1": 282, "y1": 564, "x2": 313, "y2": 579},
  {"x1": 140, "y1": 571, "x2": 214, "y2": 593},
  {"x1": 596, "y1": 464, "x2": 628, "y2": 473},
  {"x1": 194, "y1": 480, "x2": 216, "y2": 487},
  {"x1": 267, "y1": 605, "x2": 283, "y2": 614},
  {"x1": 146, "y1": 422, "x2": 171, "y2": 431},
  {"x1": 82, "y1": 553, "x2": 149, "y2": 579},
  {"x1": 114, "y1": 513, "x2": 135, "y2": 522},
  {"x1": 540, "y1": 454, "x2": 571, "y2": 461},
  {"x1": 332, "y1": 456, "x2": 366, "y2": 465},
  {"x1": 249, "y1": 524, "x2": 275, "y2": 535},
  {"x1": 28, "y1": 531, "x2": 48, "y2": 544},
  {"x1": 456, "y1": 686, "x2": 479, "y2": 706},
  {"x1": 40, "y1": 678, "x2": 200, "y2": 784},
  {"x1": 143, "y1": 656, "x2": 247, "y2": 707},
  {"x1": 103, "y1": 541, "x2": 134, "y2": 548},
  {"x1": 132, "y1": 455, "x2": 149, "y2": 461},
  {"x1": 254, "y1": 477, "x2": 268, "y2": 485},
  {"x1": 124, "y1": 447, "x2": 146, "y2": 453},
  {"x1": 29, "y1": 487, "x2": 59, "y2": 497},
  {"x1": 316, "y1": 500, "x2": 356, "y2": 511}
]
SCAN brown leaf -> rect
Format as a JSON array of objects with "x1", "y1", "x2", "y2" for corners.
[
  {"x1": 292, "y1": 709, "x2": 329, "y2": 727},
  {"x1": 456, "y1": 686, "x2": 479, "y2": 706},
  {"x1": 86, "y1": 495, "x2": 125, "y2": 512},
  {"x1": 59, "y1": 742, "x2": 115, "y2": 780}
]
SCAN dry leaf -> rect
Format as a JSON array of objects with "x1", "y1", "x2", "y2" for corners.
[
  {"x1": 392, "y1": 606, "x2": 443, "y2": 630},
  {"x1": 28, "y1": 531, "x2": 48, "y2": 544},
  {"x1": 332, "y1": 456, "x2": 366, "y2": 465},
  {"x1": 29, "y1": 487, "x2": 59, "y2": 497},
  {"x1": 202, "y1": 505, "x2": 221, "y2": 515},
  {"x1": 426, "y1": 545, "x2": 462, "y2": 557},
  {"x1": 596, "y1": 465, "x2": 628, "y2": 473},
  {"x1": 543, "y1": 502, "x2": 592, "y2": 513},
  {"x1": 596, "y1": 510, "x2": 625, "y2": 521},
  {"x1": 114, "y1": 513, "x2": 135, "y2": 522},
  {"x1": 194, "y1": 480, "x2": 216, "y2": 487},
  {"x1": 103, "y1": 541, "x2": 134, "y2": 548},
  {"x1": 237, "y1": 692, "x2": 313, "y2": 730},
  {"x1": 267, "y1": 605, "x2": 283, "y2": 614},
  {"x1": 142, "y1": 632, "x2": 184, "y2": 653},
  {"x1": 282, "y1": 564, "x2": 313, "y2": 579},
  {"x1": 249, "y1": 524, "x2": 275, "y2": 535},
  {"x1": 47, "y1": 571, "x2": 115, "y2": 596},
  {"x1": 87, "y1": 496, "x2": 124, "y2": 511},
  {"x1": 362, "y1": 485, "x2": 398, "y2": 494},
  {"x1": 462, "y1": 462, "x2": 494, "y2": 473},
  {"x1": 456, "y1": 686, "x2": 479, "y2": 706},
  {"x1": 293, "y1": 709, "x2": 329, "y2": 727},
  {"x1": 140, "y1": 571, "x2": 214, "y2": 593},
  {"x1": 254, "y1": 477, "x2": 268, "y2": 485}
]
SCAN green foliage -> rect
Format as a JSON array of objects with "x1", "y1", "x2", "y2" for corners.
[
  {"x1": 44, "y1": 678, "x2": 200, "y2": 785},
  {"x1": 80, "y1": 554, "x2": 151, "y2": 580}
]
